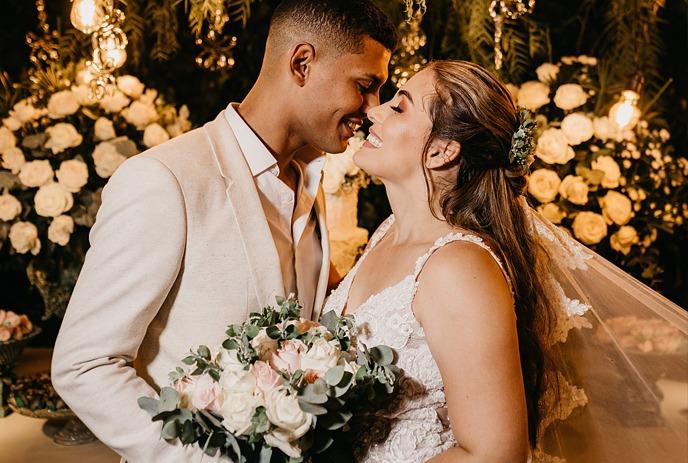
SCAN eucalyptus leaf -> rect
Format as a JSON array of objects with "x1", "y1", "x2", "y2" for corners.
[
  {"x1": 320, "y1": 310, "x2": 338, "y2": 333},
  {"x1": 259, "y1": 445, "x2": 273, "y2": 463},
  {"x1": 369, "y1": 346, "x2": 394, "y2": 366},
  {"x1": 180, "y1": 419, "x2": 196, "y2": 444},
  {"x1": 137, "y1": 396, "x2": 160, "y2": 416},
  {"x1": 161, "y1": 419, "x2": 179, "y2": 440},
  {"x1": 198, "y1": 345, "x2": 211, "y2": 360},
  {"x1": 297, "y1": 399, "x2": 328, "y2": 415},
  {"x1": 324, "y1": 365, "x2": 345, "y2": 386},
  {"x1": 158, "y1": 387, "x2": 180, "y2": 412},
  {"x1": 182, "y1": 355, "x2": 195, "y2": 365}
]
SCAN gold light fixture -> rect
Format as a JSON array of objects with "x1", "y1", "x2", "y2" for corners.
[
  {"x1": 609, "y1": 75, "x2": 644, "y2": 131},
  {"x1": 489, "y1": 0, "x2": 536, "y2": 70},
  {"x1": 70, "y1": 0, "x2": 105, "y2": 34}
]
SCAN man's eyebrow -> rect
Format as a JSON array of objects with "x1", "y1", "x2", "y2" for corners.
[
  {"x1": 398, "y1": 89, "x2": 414, "y2": 104},
  {"x1": 362, "y1": 73, "x2": 385, "y2": 86}
]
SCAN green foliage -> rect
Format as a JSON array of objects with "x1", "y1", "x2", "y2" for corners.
[{"x1": 146, "y1": 0, "x2": 182, "y2": 62}]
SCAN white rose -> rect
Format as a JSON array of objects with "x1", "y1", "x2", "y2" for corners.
[
  {"x1": 536, "y1": 63, "x2": 559, "y2": 83},
  {"x1": 139, "y1": 88, "x2": 158, "y2": 105},
  {"x1": 559, "y1": 175, "x2": 589, "y2": 205},
  {"x1": 0, "y1": 193, "x2": 22, "y2": 221},
  {"x1": 300, "y1": 338, "x2": 341, "y2": 376},
  {"x1": 3, "y1": 117, "x2": 22, "y2": 131},
  {"x1": 593, "y1": 116, "x2": 619, "y2": 141},
  {"x1": 578, "y1": 55, "x2": 598, "y2": 66},
  {"x1": 528, "y1": 169, "x2": 561, "y2": 203},
  {"x1": 99, "y1": 90, "x2": 130, "y2": 113},
  {"x1": 116, "y1": 75, "x2": 145, "y2": 99},
  {"x1": 220, "y1": 391, "x2": 263, "y2": 436},
  {"x1": 166, "y1": 105, "x2": 192, "y2": 138},
  {"x1": 123, "y1": 101, "x2": 158, "y2": 130},
  {"x1": 56, "y1": 159, "x2": 89, "y2": 193},
  {"x1": 610, "y1": 225, "x2": 639, "y2": 255},
  {"x1": 516, "y1": 81, "x2": 551, "y2": 111},
  {"x1": 0, "y1": 126, "x2": 16, "y2": 154},
  {"x1": 561, "y1": 113, "x2": 594, "y2": 145},
  {"x1": 535, "y1": 128, "x2": 575, "y2": 164},
  {"x1": 537, "y1": 203, "x2": 565, "y2": 224},
  {"x1": 553, "y1": 83, "x2": 588, "y2": 110},
  {"x1": 599, "y1": 191, "x2": 632, "y2": 226},
  {"x1": 92, "y1": 141, "x2": 127, "y2": 178},
  {"x1": 572, "y1": 212, "x2": 608, "y2": 245},
  {"x1": 34, "y1": 182, "x2": 74, "y2": 217},
  {"x1": 1, "y1": 147, "x2": 26, "y2": 174},
  {"x1": 45, "y1": 123, "x2": 83, "y2": 154},
  {"x1": 143, "y1": 123, "x2": 170, "y2": 148},
  {"x1": 217, "y1": 348, "x2": 247, "y2": 373},
  {"x1": 250, "y1": 329, "x2": 279, "y2": 360},
  {"x1": 264, "y1": 429, "x2": 305, "y2": 458},
  {"x1": 591, "y1": 155, "x2": 621, "y2": 188},
  {"x1": 264, "y1": 387, "x2": 312, "y2": 443},
  {"x1": 94, "y1": 117, "x2": 116, "y2": 141},
  {"x1": 47, "y1": 90, "x2": 80, "y2": 118},
  {"x1": 504, "y1": 83, "x2": 519, "y2": 101},
  {"x1": 70, "y1": 85, "x2": 97, "y2": 106},
  {"x1": 48, "y1": 215, "x2": 75, "y2": 246},
  {"x1": 10, "y1": 99, "x2": 41, "y2": 123},
  {"x1": 19, "y1": 160, "x2": 54, "y2": 187},
  {"x1": 9, "y1": 221, "x2": 41, "y2": 255}
]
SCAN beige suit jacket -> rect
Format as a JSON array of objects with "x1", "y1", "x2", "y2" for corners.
[{"x1": 51, "y1": 111, "x2": 331, "y2": 462}]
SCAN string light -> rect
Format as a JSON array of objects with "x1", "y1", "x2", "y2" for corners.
[
  {"x1": 609, "y1": 89, "x2": 642, "y2": 131},
  {"x1": 194, "y1": 8, "x2": 237, "y2": 71},
  {"x1": 489, "y1": 0, "x2": 535, "y2": 70},
  {"x1": 390, "y1": 12, "x2": 427, "y2": 89}
]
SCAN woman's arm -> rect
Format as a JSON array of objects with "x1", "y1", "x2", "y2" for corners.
[{"x1": 413, "y1": 241, "x2": 530, "y2": 463}]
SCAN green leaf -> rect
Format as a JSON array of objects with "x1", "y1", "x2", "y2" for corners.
[
  {"x1": 182, "y1": 355, "x2": 195, "y2": 365},
  {"x1": 297, "y1": 399, "x2": 328, "y2": 415},
  {"x1": 158, "y1": 387, "x2": 180, "y2": 412},
  {"x1": 320, "y1": 310, "x2": 339, "y2": 333},
  {"x1": 245, "y1": 324, "x2": 260, "y2": 339},
  {"x1": 266, "y1": 325, "x2": 281, "y2": 339},
  {"x1": 223, "y1": 339, "x2": 239, "y2": 350},
  {"x1": 180, "y1": 419, "x2": 196, "y2": 444},
  {"x1": 161, "y1": 419, "x2": 179, "y2": 440},
  {"x1": 369, "y1": 346, "x2": 394, "y2": 366},
  {"x1": 324, "y1": 366, "x2": 345, "y2": 386},
  {"x1": 259, "y1": 445, "x2": 273, "y2": 463},
  {"x1": 137, "y1": 396, "x2": 159, "y2": 416},
  {"x1": 198, "y1": 345, "x2": 211, "y2": 360},
  {"x1": 208, "y1": 369, "x2": 220, "y2": 382}
]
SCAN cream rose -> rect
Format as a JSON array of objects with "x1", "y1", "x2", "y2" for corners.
[
  {"x1": 47, "y1": 90, "x2": 80, "y2": 118},
  {"x1": 591, "y1": 155, "x2": 621, "y2": 189},
  {"x1": 559, "y1": 175, "x2": 589, "y2": 205},
  {"x1": 504, "y1": 83, "x2": 520, "y2": 101},
  {"x1": 9, "y1": 99, "x2": 41, "y2": 124},
  {"x1": 70, "y1": 85, "x2": 96, "y2": 106},
  {"x1": 301, "y1": 338, "x2": 341, "y2": 376},
  {"x1": 0, "y1": 126, "x2": 16, "y2": 154},
  {"x1": 553, "y1": 83, "x2": 588, "y2": 110},
  {"x1": 190, "y1": 374, "x2": 221, "y2": 412},
  {"x1": 0, "y1": 193, "x2": 22, "y2": 221},
  {"x1": 535, "y1": 63, "x2": 559, "y2": 83},
  {"x1": 572, "y1": 212, "x2": 608, "y2": 245},
  {"x1": 34, "y1": 182, "x2": 74, "y2": 217},
  {"x1": 99, "y1": 90, "x2": 130, "y2": 113},
  {"x1": 251, "y1": 328, "x2": 279, "y2": 360},
  {"x1": 537, "y1": 203, "x2": 565, "y2": 224},
  {"x1": 123, "y1": 101, "x2": 158, "y2": 130},
  {"x1": 535, "y1": 128, "x2": 575, "y2": 165},
  {"x1": 270, "y1": 339, "x2": 307, "y2": 374},
  {"x1": 92, "y1": 141, "x2": 127, "y2": 178},
  {"x1": 593, "y1": 116, "x2": 618, "y2": 141},
  {"x1": 264, "y1": 387, "x2": 313, "y2": 445},
  {"x1": 9, "y1": 221, "x2": 41, "y2": 255},
  {"x1": 217, "y1": 348, "x2": 247, "y2": 373},
  {"x1": 45, "y1": 123, "x2": 83, "y2": 154},
  {"x1": 143, "y1": 123, "x2": 170, "y2": 148},
  {"x1": 166, "y1": 105, "x2": 192, "y2": 137},
  {"x1": 561, "y1": 113, "x2": 594, "y2": 145},
  {"x1": 220, "y1": 391, "x2": 263, "y2": 436},
  {"x1": 117, "y1": 75, "x2": 145, "y2": 99},
  {"x1": 528, "y1": 169, "x2": 561, "y2": 203},
  {"x1": 599, "y1": 191, "x2": 632, "y2": 226},
  {"x1": 253, "y1": 361, "x2": 284, "y2": 396},
  {"x1": 94, "y1": 117, "x2": 116, "y2": 141},
  {"x1": 48, "y1": 215, "x2": 75, "y2": 246},
  {"x1": 3, "y1": 117, "x2": 21, "y2": 131},
  {"x1": 56, "y1": 159, "x2": 89, "y2": 193},
  {"x1": 1, "y1": 146, "x2": 26, "y2": 174},
  {"x1": 19, "y1": 160, "x2": 54, "y2": 187},
  {"x1": 516, "y1": 81, "x2": 551, "y2": 111},
  {"x1": 610, "y1": 225, "x2": 639, "y2": 255}
]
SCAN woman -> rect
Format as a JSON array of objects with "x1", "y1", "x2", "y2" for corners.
[{"x1": 322, "y1": 60, "x2": 688, "y2": 462}]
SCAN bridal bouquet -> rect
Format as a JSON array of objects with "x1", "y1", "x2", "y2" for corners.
[{"x1": 138, "y1": 296, "x2": 398, "y2": 462}]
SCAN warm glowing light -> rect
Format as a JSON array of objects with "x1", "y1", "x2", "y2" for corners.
[
  {"x1": 609, "y1": 90, "x2": 641, "y2": 131},
  {"x1": 70, "y1": 0, "x2": 105, "y2": 34}
]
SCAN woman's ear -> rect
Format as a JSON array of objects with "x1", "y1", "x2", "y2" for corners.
[
  {"x1": 290, "y1": 43, "x2": 316, "y2": 86},
  {"x1": 425, "y1": 139, "x2": 461, "y2": 169}
]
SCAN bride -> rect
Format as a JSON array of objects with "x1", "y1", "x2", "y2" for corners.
[{"x1": 322, "y1": 60, "x2": 688, "y2": 462}]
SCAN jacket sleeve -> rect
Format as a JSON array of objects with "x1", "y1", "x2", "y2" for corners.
[{"x1": 51, "y1": 155, "x2": 227, "y2": 463}]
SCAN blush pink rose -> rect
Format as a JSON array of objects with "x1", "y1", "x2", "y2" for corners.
[
  {"x1": 2, "y1": 311, "x2": 20, "y2": 329},
  {"x1": 191, "y1": 374, "x2": 222, "y2": 413},
  {"x1": 0, "y1": 326, "x2": 10, "y2": 342},
  {"x1": 253, "y1": 361, "x2": 284, "y2": 395},
  {"x1": 269, "y1": 339, "x2": 306, "y2": 374},
  {"x1": 174, "y1": 376, "x2": 197, "y2": 409}
]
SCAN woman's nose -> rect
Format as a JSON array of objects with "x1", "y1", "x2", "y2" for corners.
[{"x1": 366, "y1": 104, "x2": 384, "y2": 125}]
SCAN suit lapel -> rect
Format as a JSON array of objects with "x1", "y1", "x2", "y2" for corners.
[
  {"x1": 311, "y1": 184, "x2": 331, "y2": 321},
  {"x1": 203, "y1": 112, "x2": 285, "y2": 309}
]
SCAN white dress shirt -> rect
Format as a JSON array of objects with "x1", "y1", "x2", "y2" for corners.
[{"x1": 224, "y1": 104, "x2": 324, "y2": 316}]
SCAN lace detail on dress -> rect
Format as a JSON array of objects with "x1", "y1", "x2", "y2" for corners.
[{"x1": 321, "y1": 215, "x2": 513, "y2": 463}]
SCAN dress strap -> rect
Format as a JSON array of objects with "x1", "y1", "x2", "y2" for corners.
[{"x1": 412, "y1": 232, "x2": 513, "y2": 294}]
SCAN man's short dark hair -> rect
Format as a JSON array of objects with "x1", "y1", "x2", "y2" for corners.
[{"x1": 270, "y1": 0, "x2": 397, "y2": 53}]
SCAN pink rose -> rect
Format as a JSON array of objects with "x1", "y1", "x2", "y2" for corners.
[
  {"x1": 2, "y1": 311, "x2": 20, "y2": 329},
  {"x1": 173, "y1": 376, "x2": 197, "y2": 409},
  {"x1": 0, "y1": 326, "x2": 10, "y2": 342},
  {"x1": 253, "y1": 361, "x2": 284, "y2": 395},
  {"x1": 270, "y1": 339, "x2": 307, "y2": 374},
  {"x1": 191, "y1": 374, "x2": 221, "y2": 413},
  {"x1": 0, "y1": 310, "x2": 5, "y2": 324},
  {"x1": 18, "y1": 315, "x2": 32, "y2": 333}
]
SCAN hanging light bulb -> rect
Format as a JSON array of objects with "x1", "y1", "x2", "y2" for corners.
[
  {"x1": 70, "y1": 0, "x2": 105, "y2": 34},
  {"x1": 609, "y1": 90, "x2": 642, "y2": 131}
]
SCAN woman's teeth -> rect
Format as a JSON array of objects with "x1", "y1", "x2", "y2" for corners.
[{"x1": 366, "y1": 132, "x2": 383, "y2": 148}]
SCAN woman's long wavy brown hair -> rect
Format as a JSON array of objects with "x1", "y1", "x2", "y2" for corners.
[{"x1": 422, "y1": 60, "x2": 559, "y2": 447}]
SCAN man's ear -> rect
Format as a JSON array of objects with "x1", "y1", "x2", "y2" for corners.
[
  {"x1": 425, "y1": 139, "x2": 461, "y2": 169},
  {"x1": 290, "y1": 43, "x2": 316, "y2": 86}
]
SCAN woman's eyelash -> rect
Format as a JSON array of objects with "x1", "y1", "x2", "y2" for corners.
[{"x1": 391, "y1": 105, "x2": 402, "y2": 113}]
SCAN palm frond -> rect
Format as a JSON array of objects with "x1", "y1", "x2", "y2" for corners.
[
  {"x1": 146, "y1": 0, "x2": 182, "y2": 62},
  {"x1": 123, "y1": 0, "x2": 147, "y2": 67}
]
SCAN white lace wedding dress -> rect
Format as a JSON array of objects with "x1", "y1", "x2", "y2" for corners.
[{"x1": 322, "y1": 215, "x2": 513, "y2": 462}]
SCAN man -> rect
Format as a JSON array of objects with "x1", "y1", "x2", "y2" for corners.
[{"x1": 51, "y1": 1, "x2": 395, "y2": 461}]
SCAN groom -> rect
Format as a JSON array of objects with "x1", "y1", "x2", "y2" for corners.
[{"x1": 51, "y1": 1, "x2": 395, "y2": 461}]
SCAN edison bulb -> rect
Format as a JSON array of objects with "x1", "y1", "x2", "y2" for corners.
[
  {"x1": 609, "y1": 90, "x2": 641, "y2": 131},
  {"x1": 70, "y1": 0, "x2": 105, "y2": 34}
]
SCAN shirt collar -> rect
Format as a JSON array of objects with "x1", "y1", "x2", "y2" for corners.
[{"x1": 224, "y1": 103, "x2": 278, "y2": 177}]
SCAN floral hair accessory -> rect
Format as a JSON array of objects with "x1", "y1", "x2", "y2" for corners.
[{"x1": 509, "y1": 108, "x2": 537, "y2": 169}]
